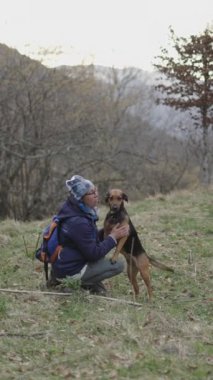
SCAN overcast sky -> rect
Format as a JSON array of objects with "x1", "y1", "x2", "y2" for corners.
[{"x1": 1, "y1": 0, "x2": 212, "y2": 71}]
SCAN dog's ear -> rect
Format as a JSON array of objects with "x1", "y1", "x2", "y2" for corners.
[
  {"x1": 122, "y1": 192, "x2": 128, "y2": 202},
  {"x1": 105, "y1": 191, "x2": 110, "y2": 203}
]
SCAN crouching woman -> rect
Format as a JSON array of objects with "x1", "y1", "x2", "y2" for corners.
[{"x1": 48, "y1": 175, "x2": 129, "y2": 295}]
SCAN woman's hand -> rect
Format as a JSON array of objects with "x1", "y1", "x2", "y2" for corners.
[{"x1": 110, "y1": 224, "x2": 129, "y2": 241}]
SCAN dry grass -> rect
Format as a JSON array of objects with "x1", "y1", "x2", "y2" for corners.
[{"x1": 0, "y1": 187, "x2": 212, "y2": 379}]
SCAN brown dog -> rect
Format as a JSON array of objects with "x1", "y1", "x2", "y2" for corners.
[{"x1": 104, "y1": 189, "x2": 174, "y2": 299}]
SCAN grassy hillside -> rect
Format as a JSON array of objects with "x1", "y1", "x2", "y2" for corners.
[{"x1": 0, "y1": 188, "x2": 212, "y2": 380}]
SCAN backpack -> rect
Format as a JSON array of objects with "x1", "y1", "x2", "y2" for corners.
[{"x1": 35, "y1": 215, "x2": 63, "y2": 280}]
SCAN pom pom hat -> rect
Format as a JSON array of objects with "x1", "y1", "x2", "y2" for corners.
[{"x1": 66, "y1": 175, "x2": 95, "y2": 200}]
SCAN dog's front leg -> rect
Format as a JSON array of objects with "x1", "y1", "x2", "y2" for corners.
[{"x1": 111, "y1": 236, "x2": 128, "y2": 263}]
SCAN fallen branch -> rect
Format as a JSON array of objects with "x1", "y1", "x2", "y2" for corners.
[
  {"x1": 0, "y1": 288, "x2": 143, "y2": 307},
  {"x1": 0, "y1": 288, "x2": 71, "y2": 296},
  {"x1": 90, "y1": 294, "x2": 143, "y2": 307},
  {"x1": 0, "y1": 332, "x2": 45, "y2": 338},
  {"x1": 0, "y1": 288, "x2": 211, "y2": 305}
]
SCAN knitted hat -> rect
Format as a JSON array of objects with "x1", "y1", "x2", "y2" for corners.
[{"x1": 65, "y1": 175, "x2": 94, "y2": 200}]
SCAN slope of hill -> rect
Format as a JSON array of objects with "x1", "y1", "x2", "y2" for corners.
[{"x1": 0, "y1": 188, "x2": 212, "y2": 379}]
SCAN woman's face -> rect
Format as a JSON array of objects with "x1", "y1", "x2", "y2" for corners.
[{"x1": 82, "y1": 187, "x2": 99, "y2": 208}]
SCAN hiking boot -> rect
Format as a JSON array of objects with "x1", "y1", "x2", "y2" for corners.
[
  {"x1": 81, "y1": 282, "x2": 107, "y2": 295},
  {"x1": 57, "y1": 286, "x2": 73, "y2": 293},
  {"x1": 46, "y1": 270, "x2": 61, "y2": 289}
]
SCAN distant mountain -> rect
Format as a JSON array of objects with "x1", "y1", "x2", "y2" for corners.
[{"x1": 0, "y1": 43, "x2": 191, "y2": 137}]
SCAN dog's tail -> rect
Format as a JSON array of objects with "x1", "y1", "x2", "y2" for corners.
[{"x1": 147, "y1": 255, "x2": 174, "y2": 272}]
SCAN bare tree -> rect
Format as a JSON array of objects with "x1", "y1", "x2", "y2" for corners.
[{"x1": 0, "y1": 52, "x2": 98, "y2": 219}]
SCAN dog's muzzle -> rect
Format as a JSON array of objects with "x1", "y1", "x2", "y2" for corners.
[{"x1": 111, "y1": 205, "x2": 119, "y2": 212}]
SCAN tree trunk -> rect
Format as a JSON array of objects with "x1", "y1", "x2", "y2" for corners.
[{"x1": 201, "y1": 127, "x2": 210, "y2": 185}]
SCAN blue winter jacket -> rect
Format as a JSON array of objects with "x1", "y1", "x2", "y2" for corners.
[{"x1": 52, "y1": 195, "x2": 116, "y2": 279}]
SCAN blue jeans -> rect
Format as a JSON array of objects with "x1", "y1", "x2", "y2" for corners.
[{"x1": 81, "y1": 257, "x2": 124, "y2": 286}]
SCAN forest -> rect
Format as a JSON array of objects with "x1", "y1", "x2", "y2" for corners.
[{"x1": 0, "y1": 28, "x2": 212, "y2": 220}]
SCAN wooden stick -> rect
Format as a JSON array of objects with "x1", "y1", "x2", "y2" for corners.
[
  {"x1": 35, "y1": 232, "x2": 41, "y2": 251},
  {"x1": 91, "y1": 294, "x2": 142, "y2": 307},
  {"x1": 0, "y1": 332, "x2": 45, "y2": 338},
  {"x1": 0, "y1": 288, "x2": 211, "y2": 304},
  {"x1": 0, "y1": 288, "x2": 71, "y2": 296},
  {"x1": 0, "y1": 288, "x2": 143, "y2": 307},
  {"x1": 22, "y1": 235, "x2": 29, "y2": 257}
]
